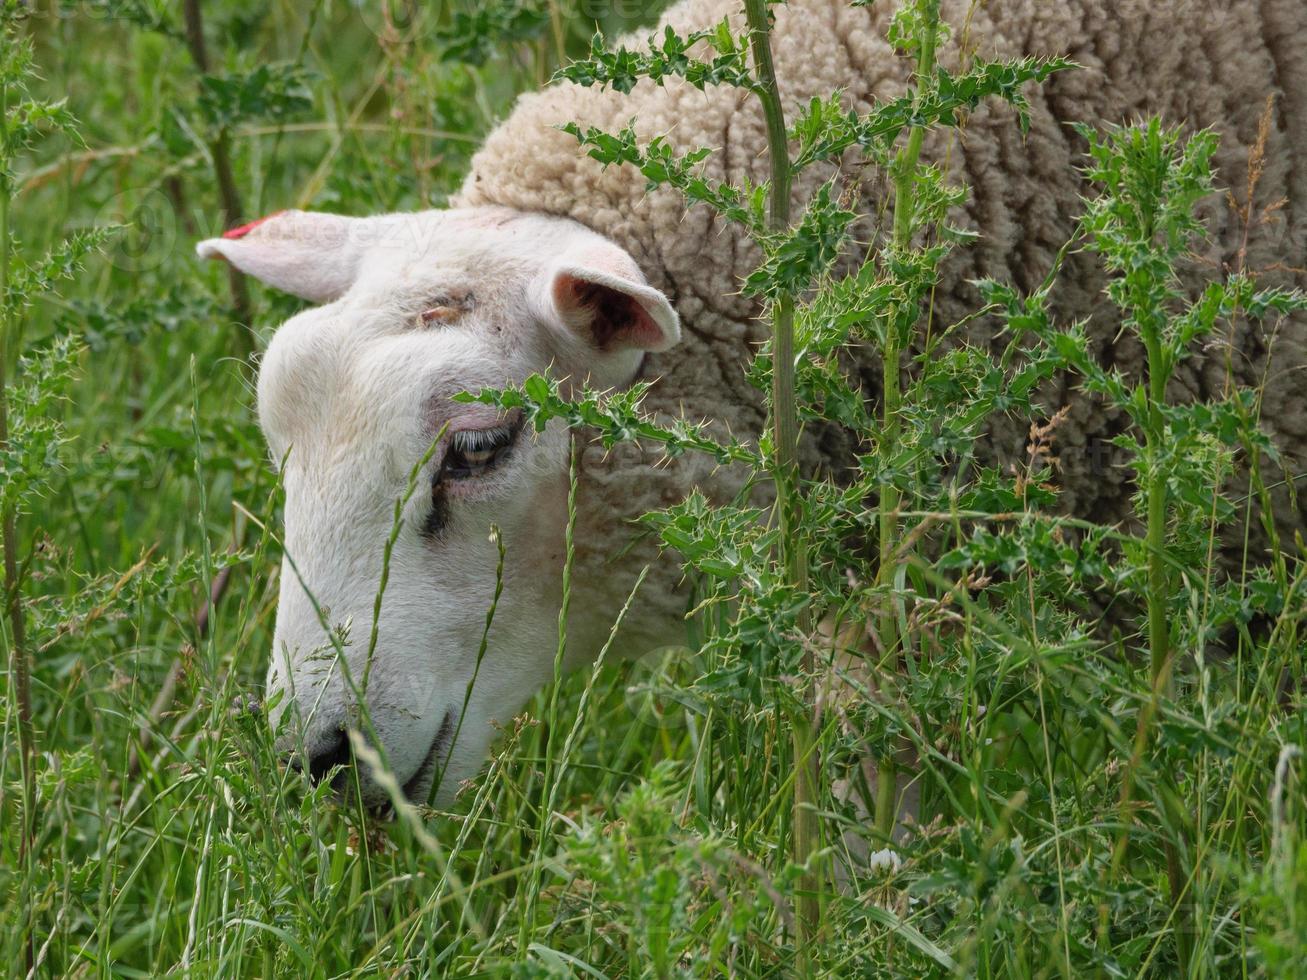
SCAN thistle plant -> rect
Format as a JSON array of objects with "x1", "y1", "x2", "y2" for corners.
[
  {"x1": 466, "y1": 0, "x2": 1069, "y2": 965},
  {"x1": 978, "y1": 118, "x2": 1307, "y2": 973}
]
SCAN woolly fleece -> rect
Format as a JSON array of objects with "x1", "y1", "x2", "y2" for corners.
[{"x1": 455, "y1": 0, "x2": 1307, "y2": 632}]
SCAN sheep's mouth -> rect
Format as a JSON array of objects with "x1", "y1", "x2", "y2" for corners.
[{"x1": 399, "y1": 710, "x2": 455, "y2": 804}]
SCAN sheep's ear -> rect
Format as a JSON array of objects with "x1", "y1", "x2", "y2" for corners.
[
  {"x1": 536, "y1": 239, "x2": 679, "y2": 380},
  {"x1": 195, "y1": 210, "x2": 371, "y2": 303}
]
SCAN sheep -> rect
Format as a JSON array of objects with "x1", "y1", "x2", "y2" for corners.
[{"x1": 197, "y1": 0, "x2": 1306, "y2": 807}]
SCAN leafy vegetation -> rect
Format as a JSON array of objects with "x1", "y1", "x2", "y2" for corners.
[{"x1": 2, "y1": 0, "x2": 1305, "y2": 977}]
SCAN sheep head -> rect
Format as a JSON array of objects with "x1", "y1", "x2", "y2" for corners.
[{"x1": 197, "y1": 207, "x2": 679, "y2": 808}]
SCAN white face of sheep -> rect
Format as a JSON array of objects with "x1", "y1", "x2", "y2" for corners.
[{"x1": 197, "y1": 208, "x2": 678, "y2": 808}]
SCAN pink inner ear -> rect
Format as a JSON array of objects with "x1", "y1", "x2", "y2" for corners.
[
  {"x1": 222, "y1": 210, "x2": 287, "y2": 240},
  {"x1": 555, "y1": 274, "x2": 663, "y2": 351}
]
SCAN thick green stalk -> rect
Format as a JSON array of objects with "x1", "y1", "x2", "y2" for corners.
[
  {"x1": 1143, "y1": 335, "x2": 1170, "y2": 686},
  {"x1": 1141, "y1": 332, "x2": 1192, "y2": 975},
  {"x1": 874, "y1": 0, "x2": 940, "y2": 842},
  {"x1": 742, "y1": 0, "x2": 819, "y2": 956}
]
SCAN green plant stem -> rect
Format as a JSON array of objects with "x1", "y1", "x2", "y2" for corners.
[
  {"x1": 1143, "y1": 332, "x2": 1192, "y2": 975},
  {"x1": 743, "y1": 0, "x2": 819, "y2": 957},
  {"x1": 0, "y1": 71, "x2": 37, "y2": 975},
  {"x1": 874, "y1": 0, "x2": 940, "y2": 843},
  {"x1": 1143, "y1": 335, "x2": 1170, "y2": 686},
  {"x1": 182, "y1": 0, "x2": 256, "y2": 357}
]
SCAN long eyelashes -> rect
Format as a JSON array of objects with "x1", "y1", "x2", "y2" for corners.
[
  {"x1": 439, "y1": 419, "x2": 520, "y2": 479},
  {"x1": 424, "y1": 415, "x2": 524, "y2": 537},
  {"x1": 450, "y1": 425, "x2": 515, "y2": 455}
]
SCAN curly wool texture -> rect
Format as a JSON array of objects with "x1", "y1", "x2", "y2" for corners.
[{"x1": 456, "y1": 0, "x2": 1307, "y2": 631}]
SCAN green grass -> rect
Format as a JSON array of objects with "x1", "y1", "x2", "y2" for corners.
[{"x1": 2, "y1": 1, "x2": 1307, "y2": 977}]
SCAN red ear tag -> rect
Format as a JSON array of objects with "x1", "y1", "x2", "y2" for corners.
[{"x1": 222, "y1": 210, "x2": 287, "y2": 240}]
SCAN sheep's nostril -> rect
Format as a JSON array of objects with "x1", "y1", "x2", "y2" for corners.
[{"x1": 306, "y1": 729, "x2": 352, "y2": 784}]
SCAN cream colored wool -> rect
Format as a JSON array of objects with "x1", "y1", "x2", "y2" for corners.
[{"x1": 456, "y1": 0, "x2": 1307, "y2": 631}]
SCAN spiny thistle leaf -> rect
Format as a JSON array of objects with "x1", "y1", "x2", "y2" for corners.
[
  {"x1": 554, "y1": 19, "x2": 757, "y2": 94},
  {"x1": 789, "y1": 57, "x2": 1074, "y2": 172},
  {"x1": 561, "y1": 122, "x2": 764, "y2": 230},
  {"x1": 455, "y1": 373, "x2": 758, "y2": 466}
]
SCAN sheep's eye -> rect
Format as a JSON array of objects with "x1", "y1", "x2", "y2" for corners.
[{"x1": 439, "y1": 421, "x2": 520, "y2": 481}]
